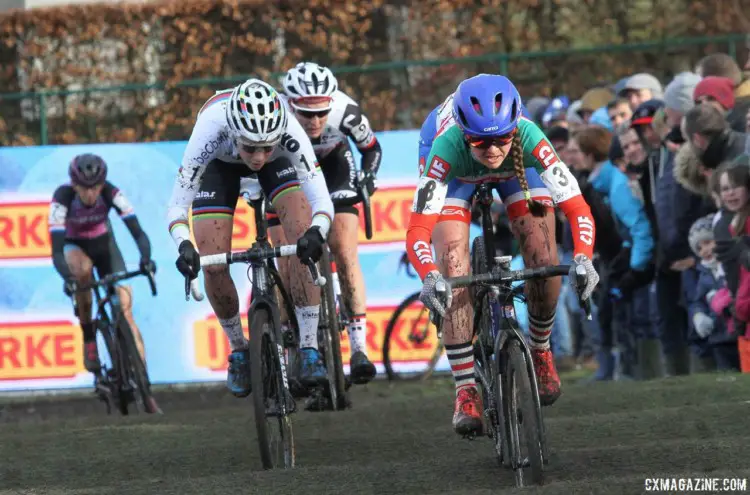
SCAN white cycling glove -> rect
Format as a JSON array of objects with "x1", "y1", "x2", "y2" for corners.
[{"x1": 420, "y1": 270, "x2": 452, "y2": 318}]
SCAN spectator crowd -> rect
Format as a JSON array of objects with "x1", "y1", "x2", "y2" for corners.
[{"x1": 520, "y1": 52, "x2": 750, "y2": 380}]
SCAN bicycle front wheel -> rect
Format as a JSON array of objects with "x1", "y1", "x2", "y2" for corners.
[
  {"x1": 249, "y1": 308, "x2": 295, "y2": 470},
  {"x1": 319, "y1": 248, "x2": 347, "y2": 410},
  {"x1": 503, "y1": 340, "x2": 544, "y2": 486},
  {"x1": 117, "y1": 316, "x2": 152, "y2": 415},
  {"x1": 382, "y1": 292, "x2": 443, "y2": 381}
]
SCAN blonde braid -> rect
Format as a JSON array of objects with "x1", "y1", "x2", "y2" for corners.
[{"x1": 511, "y1": 133, "x2": 546, "y2": 217}]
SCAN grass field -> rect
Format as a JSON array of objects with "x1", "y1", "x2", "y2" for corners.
[{"x1": 3, "y1": 374, "x2": 750, "y2": 494}]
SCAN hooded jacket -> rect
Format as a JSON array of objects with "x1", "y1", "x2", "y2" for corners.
[
  {"x1": 656, "y1": 145, "x2": 716, "y2": 266},
  {"x1": 589, "y1": 160, "x2": 654, "y2": 271}
]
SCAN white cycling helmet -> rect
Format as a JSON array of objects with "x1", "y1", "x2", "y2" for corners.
[
  {"x1": 283, "y1": 62, "x2": 337, "y2": 109},
  {"x1": 226, "y1": 79, "x2": 287, "y2": 144}
]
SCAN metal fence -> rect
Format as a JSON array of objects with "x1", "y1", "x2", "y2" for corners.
[{"x1": 0, "y1": 33, "x2": 747, "y2": 146}]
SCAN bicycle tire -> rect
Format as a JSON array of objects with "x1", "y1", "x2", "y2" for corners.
[
  {"x1": 249, "y1": 307, "x2": 295, "y2": 470},
  {"x1": 117, "y1": 315, "x2": 152, "y2": 415},
  {"x1": 319, "y1": 248, "x2": 347, "y2": 410},
  {"x1": 503, "y1": 339, "x2": 544, "y2": 486},
  {"x1": 382, "y1": 292, "x2": 443, "y2": 381},
  {"x1": 94, "y1": 318, "x2": 117, "y2": 415}
]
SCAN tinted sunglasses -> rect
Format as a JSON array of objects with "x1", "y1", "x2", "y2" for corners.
[
  {"x1": 296, "y1": 108, "x2": 332, "y2": 119},
  {"x1": 464, "y1": 129, "x2": 516, "y2": 149},
  {"x1": 239, "y1": 142, "x2": 276, "y2": 154}
]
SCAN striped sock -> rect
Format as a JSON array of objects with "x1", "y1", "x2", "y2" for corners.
[
  {"x1": 529, "y1": 312, "x2": 556, "y2": 350},
  {"x1": 348, "y1": 313, "x2": 367, "y2": 355},
  {"x1": 445, "y1": 342, "x2": 476, "y2": 393}
]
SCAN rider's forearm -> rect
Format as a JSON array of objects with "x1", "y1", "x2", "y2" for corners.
[
  {"x1": 558, "y1": 195, "x2": 596, "y2": 260},
  {"x1": 123, "y1": 216, "x2": 152, "y2": 261},
  {"x1": 50, "y1": 230, "x2": 73, "y2": 280},
  {"x1": 406, "y1": 213, "x2": 439, "y2": 280},
  {"x1": 166, "y1": 162, "x2": 204, "y2": 247},
  {"x1": 359, "y1": 138, "x2": 382, "y2": 176},
  {"x1": 300, "y1": 170, "x2": 333, "y2": 239}
]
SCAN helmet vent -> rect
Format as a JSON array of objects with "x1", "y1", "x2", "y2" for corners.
[
  {"x1": 494, "y1": 93, "x2": 503, "y2": 114},
  {"x1": 457, "y1": 107, "x2": 469, "y2": 128},
  {"x1": 470, "y1": 96, "x2": 482, "y2": 116}
]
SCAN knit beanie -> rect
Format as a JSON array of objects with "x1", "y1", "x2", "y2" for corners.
[
  {"x1": 693, "y1": 76, "x2": 736, "y2": 110},
  {"x1": 688, "y1": 214, "x2": 716, "y2": 257},
  {"x1": 663, "y1": 72, "x2": 702, "y2": 114}
]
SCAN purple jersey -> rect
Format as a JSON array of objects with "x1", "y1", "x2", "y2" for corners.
[{"x1": 48, "y1": 182, "x2": 135, "y2": 240}]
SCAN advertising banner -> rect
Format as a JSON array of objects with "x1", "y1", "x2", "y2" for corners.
[{"x1": 0, "y1": 131, "x2": 529, "y2": 391}]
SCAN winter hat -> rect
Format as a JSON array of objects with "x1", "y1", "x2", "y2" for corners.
[
  {"x1": 613, "y1": 76, "x2": 630, "y2": 95},
  {"x1": 631, "y1": 99, "x2": 665, "y2": 127},
  {"x1": 693, "y1": 76, "x2": 736, "y2": 110},
  {"x1": 566, "y1": 100, "x2": 585, "y2": 124},
  {"x1": 541, "y1": 96, "x2": 570, "y2": 128},
  {"x1": 688, "y1": 214, "x2": 716, "y2": 257},
  {"x1": 524, "y1": 97, "x2": 551, "y2": 124},
  {"x1": 663, "y1": 72, "x2": 702, "y2": 114},
  {"x1": 619, "y1": 73, "x2": 664, "y2": 99},
  {"x1": 580, "y1": 88, "x2": 615, "y2": 113},
  {"x1": 589, "y1": 107, "x2": 614, "y2": 130}
]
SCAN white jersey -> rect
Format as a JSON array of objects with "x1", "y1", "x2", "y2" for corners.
[
  {"x1": 166, "y1": 89, "x2": 334, "y2": 247},
  {"x1": 281, "y1": 90, "x2": 377, "y2": 159},
  {"x1": 434, "y1": 93, "x2": 455, "y2": 135}
]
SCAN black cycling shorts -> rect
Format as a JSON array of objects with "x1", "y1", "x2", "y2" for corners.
[
  {"x1": 64, "y1": 231, "x2": 126, "y2": 279},
  {"x1": 267, "y1": 141, "x2": 358, "y2": 228},
  {"x1": 192, "y1": 158, "x2": 301, "y2": 223}
]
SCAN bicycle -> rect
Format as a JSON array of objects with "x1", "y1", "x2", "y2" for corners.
[
  {"x1": 382, "y1": 253, "x2": 444, "y2": 381},
  {"x1": 310, "y1": 170, "x2": 375, "y2": 410},
  {"x1": 187, "y1": 197, "x2": 323, "y2": 470},
  {"x1": 433, "y1": 183, "x2": 591, "y2": 487},
  {"x1": 71, "y1": 266, "x2": 158, "y2": 415}
]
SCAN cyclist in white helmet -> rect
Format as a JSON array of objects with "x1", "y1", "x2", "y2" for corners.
[
  {"x1": 268, "y1": 61, "x2": 382, "y2": 384},
  {"x1": 167, "y1": 79, "x2": 335, "y2": 396}
]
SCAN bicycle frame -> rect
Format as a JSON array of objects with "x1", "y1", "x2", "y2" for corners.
[
  {"x1": 470, "y1": 184, "x2": 544, "y2": 441},
  {"x1": 247, "y1": 198, "x2": 288, "y2": 389}
]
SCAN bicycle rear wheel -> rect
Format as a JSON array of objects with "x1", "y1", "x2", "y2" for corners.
[
  {"x1": 249, "y1": 308, "x2": 295, "y2": 470},
  {"x1": 503, "y1": 339, "x2": 544, "y2": 486},
  {"x1": 117, "y1": 316, "x2": 153, "y2": 415},
  {"x1": 318, "y1": 248, "x2": 347, "y2": 410},
  {"x1": 382, "y1": 292, "x2": 443, "y2": 381}
]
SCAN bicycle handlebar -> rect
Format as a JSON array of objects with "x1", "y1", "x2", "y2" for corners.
[
  {"x1": 439, "y1": 263, "x2": 592, "y2": 320},
  {"x1": 76, "y1": 267, "x2": 157, "y2": 297},
  {"x1": 184, "y1": 244, "x2": 326, "y2": 302}
]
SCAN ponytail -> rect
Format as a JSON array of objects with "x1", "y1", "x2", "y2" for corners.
[{"x1": 511, "y1": 133, "x2": 546, "y2": 217}]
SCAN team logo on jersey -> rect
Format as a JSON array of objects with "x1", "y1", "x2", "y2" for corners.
[
  {"x1": 531, "y1": 141, "x2": 561, "y2": 170},
  {"x1": 426, "y1": 156, "x2": 450, "y2": 181},
  {"x1": 577, "y1": 215, "x2": 594, "y2": 246},
  {"x1": 412, "y1": 240, "x2": 433, "y2": 265}
]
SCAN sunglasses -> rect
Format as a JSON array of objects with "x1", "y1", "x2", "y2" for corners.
[
  {"x1": 464, "y1": 129, "x2": 516, "y2": 149},
  {"x1": 296, "y1": 108, "x2": 332, "y2": 119},
  {"x1": 239, "y1": 142, "x2": 276, "y2": 154}
]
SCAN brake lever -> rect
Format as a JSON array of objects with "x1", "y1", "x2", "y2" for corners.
[{"x1": 573, "y1": 264, "x2": 593, "y2": 321}]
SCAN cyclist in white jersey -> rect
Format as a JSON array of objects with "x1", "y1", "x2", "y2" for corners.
[
  {"x1": 167, "y1": 79, "x2": 335, "y2": 396},
  {"x1": 266, "y1": 61, "x2": 382, "y2": 383}
]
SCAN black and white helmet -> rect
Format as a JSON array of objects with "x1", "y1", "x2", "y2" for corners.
[
  {"x1": 283, "y1": 62, "x2": 338, "y2": 107},
  {"x1": 225, "y1": 79, "x2": 287, "y2": 144}
]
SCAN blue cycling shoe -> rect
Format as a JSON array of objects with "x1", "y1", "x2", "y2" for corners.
[
  {"x1": 298, "y1": 347, "x2": 328, "y2": 386},
  {"x1": 227, "y1": 349, "x2": 252, "y2": 397}
]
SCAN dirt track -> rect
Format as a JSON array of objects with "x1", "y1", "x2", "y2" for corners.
[{"x1": 3, "y1": 374, "x2": 750, "y2": 494}]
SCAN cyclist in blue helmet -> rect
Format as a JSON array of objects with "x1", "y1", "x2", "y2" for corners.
[{"x1": 407, "y1": 74, "x2": 599, "y2": 436}]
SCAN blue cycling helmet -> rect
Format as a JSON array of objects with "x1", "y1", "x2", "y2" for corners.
[{"x1": 452, "y1": 74, "x2": 522, "y2": 137}]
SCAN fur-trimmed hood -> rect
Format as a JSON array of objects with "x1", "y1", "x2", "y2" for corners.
[{"x1": 673, "y1": 144, "x2": 709, "y2": 197}]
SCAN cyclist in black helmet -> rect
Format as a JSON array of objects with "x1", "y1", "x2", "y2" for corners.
[{"x1": 48, "y1": 154, "x2": 157, "y2": 412}]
